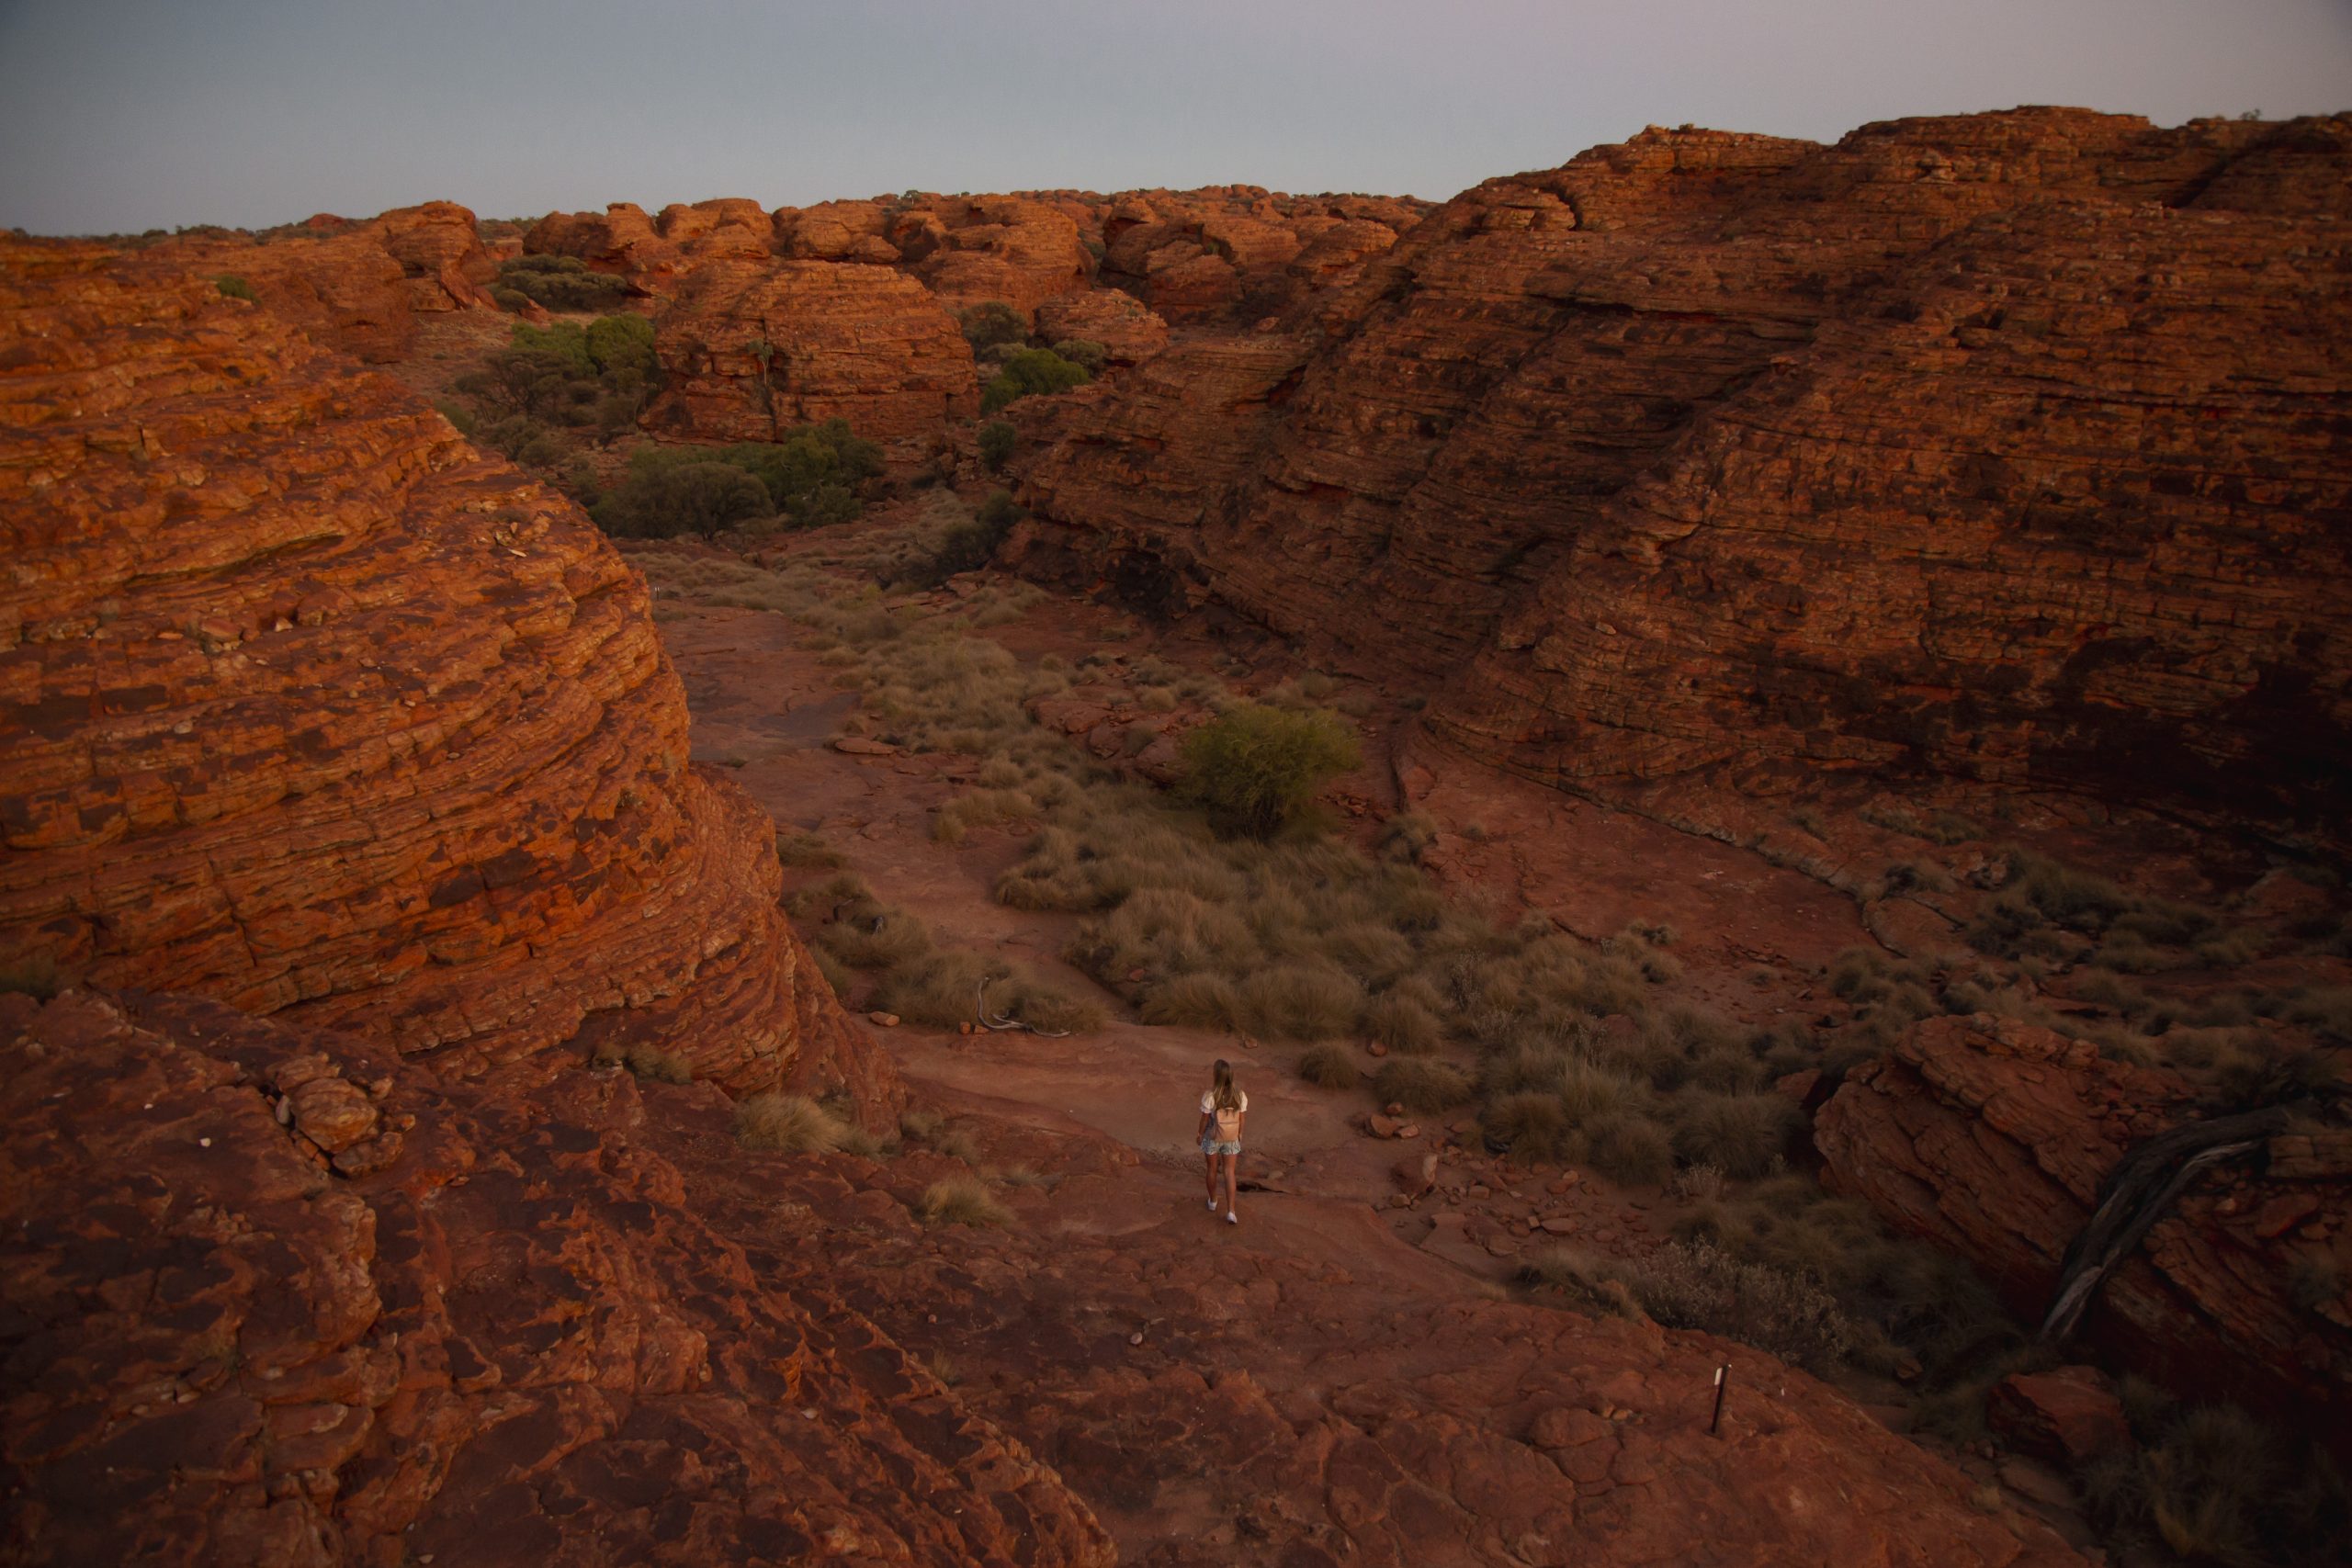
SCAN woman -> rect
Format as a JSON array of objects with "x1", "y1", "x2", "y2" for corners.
[{"x1": 1197, "y1": 1058, "x2": 1248, "y2": 1224}]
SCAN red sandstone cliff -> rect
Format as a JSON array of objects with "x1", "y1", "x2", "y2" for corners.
[
  {"x1": 0, "y1": 236, "x2": 854, "y2": 1095},
  {"x1": 1005, "y1": 108, "x2": 2352, "y2": 832}
]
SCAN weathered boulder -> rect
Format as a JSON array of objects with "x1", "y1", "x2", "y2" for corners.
[{"x1": 1988, "y1": 1368, "x2": 2132, "y2": 1469}]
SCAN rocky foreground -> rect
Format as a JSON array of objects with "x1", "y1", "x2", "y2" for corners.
[{"x1": 4, "y1": 107, "x2": 2347, "y2": 1564}]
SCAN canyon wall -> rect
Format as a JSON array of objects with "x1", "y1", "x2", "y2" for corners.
[
  {"x1": 1815, "y1": 1014, "x2": 2351, "y2": 1441},
  {"x1": 0, "y1": 236, "x2": 854, "y2": 1095},
  {"x1": 1006, "y1": 108, "x2": 2352, "y2": 832}
]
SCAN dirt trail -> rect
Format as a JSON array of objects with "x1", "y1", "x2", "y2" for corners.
[{"x1": 638, "y1": 535, "x2": 2111, "y2": 1562}]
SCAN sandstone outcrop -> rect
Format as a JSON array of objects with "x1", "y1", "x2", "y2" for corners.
[
  {"x1": 0, "y1": 236, "x2": 848, "y2": 1092},
  {"x1": 1033, "y1": 288, "x2": 1170, "y2": 367},
  {"x1": 153, "y1": 202, "x2": 500, "y2": 363},
  {"x1": 1815, "y1": 1014, "x2": 2351, "y2": 1438},
  {"x1": 0, "y1": 987, "x2": 1108, "y2": 1566},
  {"x1": 1007, "y1": 109, "x2": 2352, "y2": 833},
  {"x1": 645, "y1": 257, "x2": 978, "y2": 449}
]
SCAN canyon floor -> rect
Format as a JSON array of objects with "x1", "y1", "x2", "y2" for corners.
[{"x1": 616, "y1": 494, "x2": 2154, "y2": 1562}]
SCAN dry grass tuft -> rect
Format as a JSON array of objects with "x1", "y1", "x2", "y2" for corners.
[
  {"x1": 735, "y1": 1093, "x2": 847, "y2": 1154},
  {"x1": 1297, "y1": 1043, "x2": 1362, "y2": 1089},
  {"x1": 1373, "y1": 1057, "x2": 1472, "y2": 1113},
  {"x1": 916, "y1": 1177, "x2": 1013, "y2": 1227}
]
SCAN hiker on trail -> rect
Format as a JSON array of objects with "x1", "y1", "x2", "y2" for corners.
[{"x1": 1198, "y1": 1058, "x2": 1247, "y2": 1224}]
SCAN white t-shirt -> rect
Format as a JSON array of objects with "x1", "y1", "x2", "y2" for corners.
[{"x1": 1201, "y1": 1089, "x2": 1248, "y2": 1116}]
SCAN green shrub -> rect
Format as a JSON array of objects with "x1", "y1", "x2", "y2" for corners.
[
  {"x1": 592, "y1": 457, "x2": 771, "y2": 537},
  {"x1": 907, "y1": 491, "x2": 1017, "y2": 586},
  {"x1": 214, "y1": 274, "x2": 256, "y2": 302},
  {"x1": 1179, "y1": 703, "x2": 1361, "y2": 839},
  {"x1": 585, "y1": 311, "x2": 658, "y2": 379},
  {"x1": 490, "y1": 284, "x2": 534, "y2": 312},
  {"x1": 1298, "y1": 1043, "x2": 1361, "y2": 1089},
  {"x1": 0, "y1": 953, "x2": 65, "y2": 999},
  {"x1": 432, "y1": 398, "x2": 476, "y2": 436},
  {"x1": 978, "y1": 419, "x2": 1017, "y2": 472},
  {"x1": 495, "y1": 254, "x2": 630, "y2": 310},
  {"x1": 958, "y1": 301, "x2": 1027, "y2": 353},
  {"x1": 1050, "y1": 337, "x2": 1108, "y2": 374},
  {"x1": 1373, "y1": 1057, "x2": 1471, "y2": 1113},
  {"x1": 980, "y1": 347, "x2": 1091, "y2": 413}
]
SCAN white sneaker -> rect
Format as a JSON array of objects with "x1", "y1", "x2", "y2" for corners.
[
  {"x1": 1227, "y1": 1211, "x2": 1238, "y2": 1225},
  {"x1": 1207, "y1": 1199, "x2": 1218, "y2": 1211}
]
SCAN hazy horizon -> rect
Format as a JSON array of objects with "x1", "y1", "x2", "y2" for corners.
[{"x1": 3, "y1": 0, "x2": 2347, "y2": 235}]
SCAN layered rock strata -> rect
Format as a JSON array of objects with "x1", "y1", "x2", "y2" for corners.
[
  {"x1": 1007, "y1": 108, "x2": 2352, "y2": 830},
  {"x1": 644, "y1": 258, "x2": 979, "y2": 450},
  {"x1": 0, "y1": 987, "x2": 1108, "y2": 1566},
  {"x1": 0, "y1": 237, "x2": 847, "y2": 1091},
  {"x1": 1815, "y1": 1014, "x2": 2351, "y2": 1437},
  {"x1": 153, "y1": 202, "x2": 499, "y2": 363}
]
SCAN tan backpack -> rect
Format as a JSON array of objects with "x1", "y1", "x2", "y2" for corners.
[{"x1": 1213, "y1": 1094, "x2": 1243, "y2": 1139}]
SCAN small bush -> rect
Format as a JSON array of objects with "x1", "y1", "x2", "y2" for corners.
[
  {"x1": 0, "y1": 953, "x2": 65, "y2": 999},
  {"x1": 980, "y1": 347, "x2": 1092, "y2": 413},
  {"x1": 1049, "y1": 337, "x2": 1108, "y2": 374},
  {"x1": 1669, "y1": 1091, "x2": 1798, "y2": 1179},
  {"x1": 1486, "y1": 1091, "x2": 1579, "y2": 1162},
  {"x1": 958, "y1": 301, "x2": 1027, "y2": 353},
  {"x1": 916, "y1": 1177, "x2": 1013, "y2": 1227},
  {"x1": 1584, "y1": 1113, "x2": 1675, "y2": 1185},
  {"x1": 1238, "y1": 963, "x2": 1364, "y2": 1041},
  {"x1": 1373, "y1": 1057, "x2": 1471, "y2": 1113},
  {"x1": 1298, "y1": 1043, "x2": 1362, "y2": 1089},
  {"x1": 978, "y1": 419, "x2": 1017, "y2": 471},
  {"x1": 1140, "y1": 970, "x2": 1245, "y2": 1030},
  {"x1": 735, "y1": 1093, "x2": 846, "y2": 1153},
  {"x1": 495, "y1": 253, "x2": 631, "y2": 310},
  {"x1": 1179, "y1": 703, "x2": 1361, "y2": 839},
  {"x1": 214, "y1": 274, "x2": 256, "y2": 301},
  {"x1": 1626, "y1": 1241, "x2": 1859, "y2": 1372},
  {"x1": 1363, "y1": 987, "x2": 1445, "y2": 1055}
]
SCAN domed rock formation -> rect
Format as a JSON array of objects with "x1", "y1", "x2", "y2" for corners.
[
  {"x1": 0, "y1": 236, "x2": 853, "y2": 1096},
  {"x1": 645, "y1": 257, "x2": 979, "y2": 450},
  {"x1": 1006, "y1": 108, "x2": 2352, "y2": 835},
  {"x1": 151, "y1": 202, "x2": 502, "y2": 363}
]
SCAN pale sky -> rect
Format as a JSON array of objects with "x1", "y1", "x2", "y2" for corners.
[{"x1": 2, "y1": 0, "x2": 2346, "y2": 234}]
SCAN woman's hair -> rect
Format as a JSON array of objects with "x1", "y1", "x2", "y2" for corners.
[{"x1": 1210, "y1": 1057, "x2": 1240, "y2": 1112}]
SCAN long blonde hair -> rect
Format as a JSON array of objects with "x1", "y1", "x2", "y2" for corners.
[{"x1": 1210, "y1": 1058, "x2": 1240, "y2": 1112}]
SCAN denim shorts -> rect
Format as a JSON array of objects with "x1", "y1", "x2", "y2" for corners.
[{"x1": 1200, "y1": 1134, "x2": 1241, "y2": 1156}]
